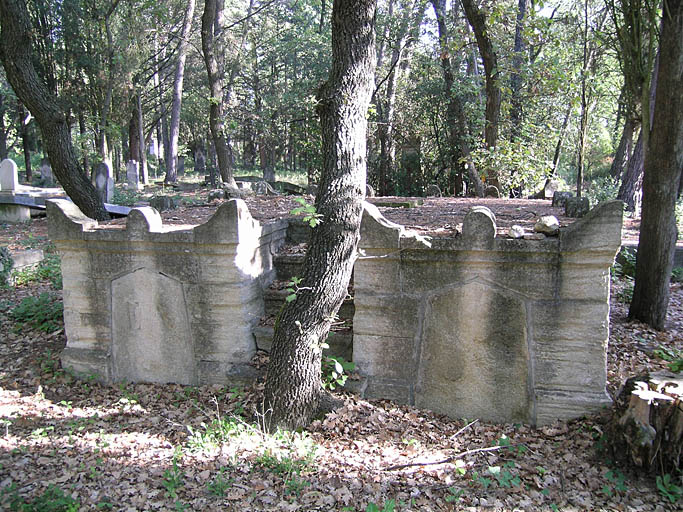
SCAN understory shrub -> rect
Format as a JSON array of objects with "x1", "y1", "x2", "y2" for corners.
[
  {"x1": 0, "y1": 246, "x2": 12, "y2": 287},
  {"x1": 10, "y1": 293, "x2": 64, "y2": 332}
]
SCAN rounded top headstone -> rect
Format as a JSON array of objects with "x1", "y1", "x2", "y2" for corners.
[{"x1": 462, "y1": 206, "x2": 496, "y2": 245}]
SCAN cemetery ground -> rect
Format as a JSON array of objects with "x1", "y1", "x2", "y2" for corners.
[{"x1": 1, "y1": 187, "x2": 682, "y2": 511}]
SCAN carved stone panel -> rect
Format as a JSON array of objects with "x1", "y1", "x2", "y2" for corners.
[
  {"x1": 417, "y1": 280, "x2": 531, "y2": 423},
  {"x1": 112, "y1": 268, "x2": 196, "y2": 384}
]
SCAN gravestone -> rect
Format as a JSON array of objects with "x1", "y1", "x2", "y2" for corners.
[
  {"x1": 177, "y1": 156, "x2": 185, "y2": 176},
  {"x1": 126, "y1": 160, "x2": 142, "y2": 191},
  {"x1": 484, "y1": 185, "x2": 500, "y2": 198},
  {"x1": 149, "y1": 195, "x2": 177, "y2": 211},
  {"x1": 565, "y1": 196, "x2": 590, "y2": 218},
  {"x1": 95, "y1": 162, "x2": 114, "y2": 203},
  {"x1": 543, "y1": 180, "x2": 561, "y2": 200},
  {"x1": 39, "y1": 158, "x2": 54, "y2": 186},
  {"x1": 366, "y1": 184, "x2": 375, "y2": 197},
  {"x1": 552, "y1": 191, "x2": 573, "y2": 208},
  {"x1": 0, "y1": 158, "x2": 19, "y2": 191}
]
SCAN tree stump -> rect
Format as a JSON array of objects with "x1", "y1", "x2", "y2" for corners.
[{"x1": 609, "y1": 372, "x2": 682, "y2": 474}]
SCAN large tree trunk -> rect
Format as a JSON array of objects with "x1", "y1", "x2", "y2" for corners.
[
  {"x1": 165, "y1": 0, "x2": 195, "y2": 184},
  {"x1": 0, "y1": 0, "x2": 107, "y2": 219},
  {"x1": 431, "y1": 0, "x2": 483, "y2": 197},
  {"x1": 461, "y1": 0, "x2": 502, "y2": 191},
  {"x1": 629, "y1": 0, "x2": 683, "y2": 330},
  {"x1": 201, "y1": 0, "x2": 237, "y2": 188},
  {"x1": 509, "y1": 0, "x2": 527, "y2": 143},
  {"x1": 264, "y1": 0, "x2": 376, "y2": 431}
]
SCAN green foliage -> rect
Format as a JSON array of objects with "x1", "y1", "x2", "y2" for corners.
[
  {"x1": 653, "y1": 346, "x2": 683, "y2": 372},
  {"x1": 290, "y1": 197, "x2": 322, "y2": 228},
  {"x1": 656, "y1": 473, "x2": 682, "y2": 503},
  {"x1": 186, "y1": 417, "x2": 245, "y2": 452},
  {"x1": 206, "y1": 467, "x2": 233, "y2": 497},
  {"x1": 10, "y1": 293, "x2": 63, "y2": 333},
  {"x1": 112, "y1": 188, "x2": 141, "y2": 206},
  {"x1": 321, "y1": 355, "x2": 355, "y2": 390},
  {"x1": 366, "y1": 499, "x2": 395, "y2": 512},
  {"x1": 602, "y1": 469, "x2": 628, "y2": 496},
  {"x1": 488, "y1": 461, "x2": 521, "y2": 488},
  {"x1": 615, "y1": 279, "x2": 634, "y2": 304},
  {"x1": 2, "y1": 483, "x2": 80, "y2": 512},
  {"x1": 0, "y1": 246, "x2": 13, "y2": 288},
  {"x1": 612, "y1": 248, "x2": 637, "y2": 278},
  {"x1": 585, "y1": 177, "x2": 619, "y2": 205},
  {"x1": 285, "y1": 276, "x2": 303, "y2": 303},
  {"x1": 162, "y1": 448, "x2": 185, "y2": 499},
  {"x1": 12, "y1": 252, "x2": 62, "y2": 289},
  {"x1": 671, "y1": 267, "x2": 683, "y2": 283}
]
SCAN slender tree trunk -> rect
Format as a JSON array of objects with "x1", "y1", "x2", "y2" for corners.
[
  {"x1": 610, "y1": 116, "x2": 636, "y2": 179},
  {"x1": 629, "y1": 0, "x2": 683, "y2": 330},
  {"x1": 137, "y1": 91, "x2": 148, "y2": 183},
  {"x1": 461, "y1": 0, "x2": 502, "y2": 191},
  {"x1": 0, "y1": 91, "x2": 7, "y2": 160},
  {"x1": 0, "y1": 0, "x2": 107, "y2": 219},
  {"x1": 201, "y1": 0, "x2": 237, "y2": 187},
  {"x1": 618, "y1": 53, "x2": 659, "y2": 210},
  {"x1": 431, "y1": 0, "x2": 483, "y2": 197},
  {"x1": 509, "y1": 0, "x2": 527, "y2": 142},
  {"x1": 264, "y1": 0, "x2": 376, "y2": 431},
  {"x1": 165, "y1": 0, "x2": 195, "y2": 184}
]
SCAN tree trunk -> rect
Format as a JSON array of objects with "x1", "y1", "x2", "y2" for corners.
[
  {"x1": 509, "y1": 0, "x2": 527, "y2": 143},
  {"x1": 0, "y1": 0, "x2": 107, "y2": 219},
  {"x1": 431, "y1": 0, "x2": 483, "y2": 197},
  {"x1": 610, "y1": 116, "x2": 636, "y2": 179},
  {"x1": 629, "y1": 0, "x2": 683, "y2": 330},
  {"x1": 617, "y1": 128, "x2": 644, "y2": 211},
  {"x1": 0, "y1": 90, "x2": 7, "y2": 160},
  {"x1": 17, "y1": 101, "x2": 32, "y2": 183},
  {"x1": 264, "y1": 0, "x2": 376, "y2": 431},
  {"x1": 461, "y1": 0, "x2": 502, "y2": 191},
  {"x1": 201, "y1": 0, "x2": 237, "y2": 188},
  {"x1": 165, "y1": 0, "x2": 195, "y2": 184}
]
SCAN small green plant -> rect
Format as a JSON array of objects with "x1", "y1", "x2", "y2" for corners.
[
  {"x1": 12, "y1": 252, "x2": 62, "y2": 289},
  {"x1": 284, "y1": 475, "x2": 310, "y2": 497},
  {"x1": 186, "y1": 416, "x2": 245, "y2": 452},
  {"x1": 366, "y1": 499, "x2": 395, "y2": 512},
  {"x1": 321, "y1": 355, "x2": 355, "y2": 390},
  {"x1": 653, "y1": 346, "x2": 683, "y2": 372},
  {"x1": 206, "y1": 467, "x2": 233, "y2": 497},
  {"x1": 613, "y1": 248, "x2": 637, "y2": 278},
  {"x1": 112, "y1": 188, "x2": 141, "y2": 206},
  {"x1": 672, "y1": 267, "x2": 683, "y2": 283},
  {"x1": 285, "y1": 276, "x2": 303, "y2": 303},
  {"x1": 3, "y1": 483, "x2": 80, "y2": 511},
  {"x1": 10, "y1": 293, "x2": 63, "y2": 332},
  {"x1": 290, "y1": 197, "x2": 322, "y2": 228},
  {"x1": 471, "y1": 470, "x2": 492, "y2": 489},
  {"x1": 488, "y1": 461, "x2": 521, "y2": 488},
  {"x1": 616, "y1": 278, "x2": 634, "y2": 304},
  {"x1": 602, "y1": 469, "x2": 627, "y2": 496},
  {"x1": 656, "y1": 473, "x2": 682, "y2": 503},
  {"x1": 162, "y1": 448, "x2": 185, "y2": 499},
  {"x1": 445, "y1": 486, "x2": 464, "y2": 503}
]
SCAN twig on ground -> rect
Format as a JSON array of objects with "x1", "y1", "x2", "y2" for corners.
[{"x1": 384, "y1": 444, "x2": 506, "y2": 471}]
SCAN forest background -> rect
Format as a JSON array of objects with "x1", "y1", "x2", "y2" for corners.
[{"x1": 0, "y1": 0, "x2": 676, "y2": 213}]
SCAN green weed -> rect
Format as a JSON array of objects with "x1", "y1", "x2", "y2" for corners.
[
  {"x1": 2, "y1": 483, "x2": 80, "y2": 511},
  {"x1": 321, "y1": 354, "x2": 355, "y2": 390},
  {"x1": 602, "y1": 469, "x2": 627, "y2": 496},
  {"x1": 206, "y1": 467, "x2": 233, "y2": 497},
  {"x1": 10, "y1": 293, "x2": 63, "y2": 332},
  {"x1": 366, "y1": 499, "x2": 395, "y2": 512},
  {"x1": 162, "y1": 448, "x2": 185, "y2": 499},
  {"x1": 186, "y1": 416, "x2": 245, "y2": 452},
  {"x1": 290, "y1": 197, "x2": 322, "y2": 228},
  {"x1": 12, "y1": 252, "x2": 62, "y2": 289},
  {"x1": 656, "y1": 473, "x2": 682, "y2": 503}
]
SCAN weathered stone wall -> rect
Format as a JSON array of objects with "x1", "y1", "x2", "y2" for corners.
[
  {"x1": 47, "y1": 199, "x2": 286, "y2": 386},
  {"x1": 353, "y1": 201, "x2": 623, "y2": 425}
]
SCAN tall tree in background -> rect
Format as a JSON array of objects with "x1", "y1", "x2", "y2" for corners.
[
  {"x1": 264, "y1": 0, "x2": 376, "y2": 430},
  {"x1": 0, "y1": 0, "x2": 108, "y2": 220},
  {"x1": 165, "y1": 0, "x2": 195, "y2": 184},
  {"x1": 629, "y1": 0, "x2": 682, "y2": 330},
  {"x1": 202, "y1": 0, "x2": 237, "y2": 187},
  {"x1": 461, "y1": 0, "x2": 501, "y2": 191}
]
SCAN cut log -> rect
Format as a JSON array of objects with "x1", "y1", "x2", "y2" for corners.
[{"x1": 609, "y1": 371, "x2": 682, "y2": 474}]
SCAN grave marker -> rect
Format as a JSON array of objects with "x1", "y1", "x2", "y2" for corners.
[{"x1": 0, "y1": 158, "x2": 19, "y2": 191}]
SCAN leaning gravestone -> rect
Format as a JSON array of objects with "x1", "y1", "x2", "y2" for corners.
[
  {"x1": 425, "y1": 184, "x2": 442, "y2": 197},
  {"x1": 126, "y1": 160, "x2": 142, "y2": 191},
  {"x1": 0, "y1": 158, "x2": 19, "y2": 191},
  {"x1": 149, "y1": 195, "x2": 177, "y2": 212},
  {"x1": 95, "y1": 162, "x2": 114, "y2": 203},
  {"x1": 39, "y1": 157, "x2": 54, "y2": 186}
]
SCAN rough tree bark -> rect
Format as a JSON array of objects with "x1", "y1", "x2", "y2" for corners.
[
  {"x1": 629, "y1": 0, "x2": 683, "y2": 330},
  {"x1": 165, "y1": 0, "x2": 195, "y2": 184},
  {"x1": 263, "y1": 0, "x2": 376, "y2": 431},
  {"x1": 461, "y1": 0, "x2": 501, "y2": 191},
  {"x1": 0, "y1": 0, "x2": 108, "y2": 220}
]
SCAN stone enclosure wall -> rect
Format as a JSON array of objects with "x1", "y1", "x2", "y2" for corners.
[
  {"x1": 48, "y1": 199, "x2": 286, "y2": 386},
  {"x1": 48, "y1": 198, "x2": 623, "y2": 425}
]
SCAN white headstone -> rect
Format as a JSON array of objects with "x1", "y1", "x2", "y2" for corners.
[
  {"x1": 0, "y1": 158, "x2": 19, "y2": 191},
  {"x1": 126, "y1": 160, "x2": 140, "y2": 190}
]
